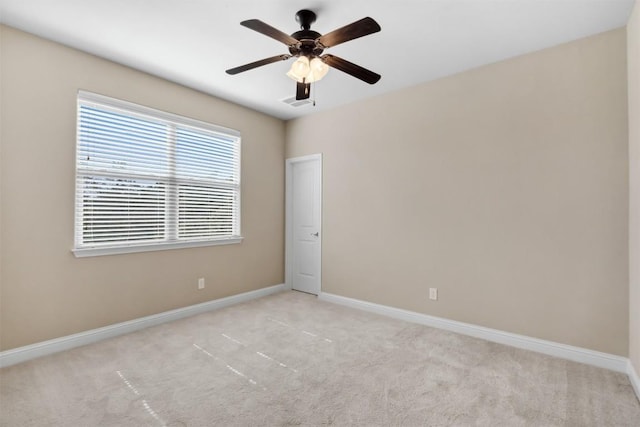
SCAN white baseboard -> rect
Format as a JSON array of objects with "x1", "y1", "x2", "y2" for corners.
[
  {"x1": 318, "y1": 292, "x2": 629, "y2": 374},
  {"x1": 0, "y1": 283, "x2": 286, "y2": 368},
  {"x1": 629, "y1": 360, "x2": 640, "y2": 402}
]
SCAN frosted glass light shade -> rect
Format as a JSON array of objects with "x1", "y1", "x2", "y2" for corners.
[
  {"x1": 309, "y1": 57, "x2": 329, "y2": 81},
  {"x1": 286, "y1": 56, "x2": 310, "y2": 82},
  {"x1": 286, "y1": 56, "x2": 329, "y2": 83}
]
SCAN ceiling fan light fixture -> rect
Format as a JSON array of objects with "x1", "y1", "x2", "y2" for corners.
[{"x1": 287, "y1": 55, "x2": 329, "y2": 83}]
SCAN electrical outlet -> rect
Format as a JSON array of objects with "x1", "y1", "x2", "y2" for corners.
[
  {"x1": 198, "y1": 278, "x2": 205, "y2": 290},
  {"x1": 429, "y1": 288, "x2": 438, "y2": 301}
]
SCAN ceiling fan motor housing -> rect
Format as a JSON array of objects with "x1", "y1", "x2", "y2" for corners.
[{"x1": 289, "y1": 33, "x2": 324, "y2": 57}]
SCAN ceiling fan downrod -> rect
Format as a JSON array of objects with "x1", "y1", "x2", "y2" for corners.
[{"x1": 295, "y1": 9, "x2": 316, "y2": 30}]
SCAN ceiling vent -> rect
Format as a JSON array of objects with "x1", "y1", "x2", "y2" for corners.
[{"x1": 281, "y1": 96, "x2": 313, "y2": 107}]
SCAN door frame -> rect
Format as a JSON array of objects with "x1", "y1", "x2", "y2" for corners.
[{"x1": 285, "y1": 153, "x2": 322, "y2": 293}]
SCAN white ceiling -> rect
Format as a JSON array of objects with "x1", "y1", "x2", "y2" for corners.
[{"x1": 0, "y1": 0, "x2": 635, "y2": 120}]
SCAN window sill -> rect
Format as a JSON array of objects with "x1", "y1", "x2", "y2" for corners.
[{"x1": 72, "y1": 237, "x2": 244, "y2": 258}]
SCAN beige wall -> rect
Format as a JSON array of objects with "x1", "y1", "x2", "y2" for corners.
[
  {"x1": 629, "y1": 1, "x2": 640, "y2": 374},
  {"x1": 0, "y1": 26, "x2": 285, "y2": 351},
  {"x1": 287, "y1": 29, "x2": 629, "y2": 355}
]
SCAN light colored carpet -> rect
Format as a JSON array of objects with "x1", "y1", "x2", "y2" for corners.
[{"x1": 1, "y1": 290, "x2": 638, "y2": 426}]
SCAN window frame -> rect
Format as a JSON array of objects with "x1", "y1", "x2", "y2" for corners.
[{"x1": 73, "y1": 91, "x2": 242, "y2": 258}]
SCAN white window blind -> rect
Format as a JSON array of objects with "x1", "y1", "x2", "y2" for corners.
[{"x1": 74, "y1": 91, "x2": 241, "y2": 257}]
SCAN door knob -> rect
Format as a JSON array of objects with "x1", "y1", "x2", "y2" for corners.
[{"x1": 311, "y1": 232, "x2": 319, "y2": 237}]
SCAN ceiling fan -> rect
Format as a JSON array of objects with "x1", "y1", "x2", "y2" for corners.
[{"x1": 226, "y1": 9, "x2": 381, "y2": 101}]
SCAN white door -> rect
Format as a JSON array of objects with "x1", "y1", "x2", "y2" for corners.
[{"x1": 286, "y1": 154, "x2": 322, "y2": 295}]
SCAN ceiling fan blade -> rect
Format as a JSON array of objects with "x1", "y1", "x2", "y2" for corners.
[
  {"x1": 322, "y1": 54, "x2": 381, "y2": 84},
  {"x1": 226, "y1": 54, "x2": 291, "y2": 75},
  {"x1": 317, "y1": 17, "x2": 381, "y2": 48},
  {"x1": 296, "y1": 81, "x2": 311, "y2": 100},
  {"x1": 240, "y1": 19, "x2": 300, "y2": 46}
]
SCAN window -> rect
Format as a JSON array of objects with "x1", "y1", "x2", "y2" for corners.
[{"x1": 74, "y1": 91, "x2": 241, "y2": 257}]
